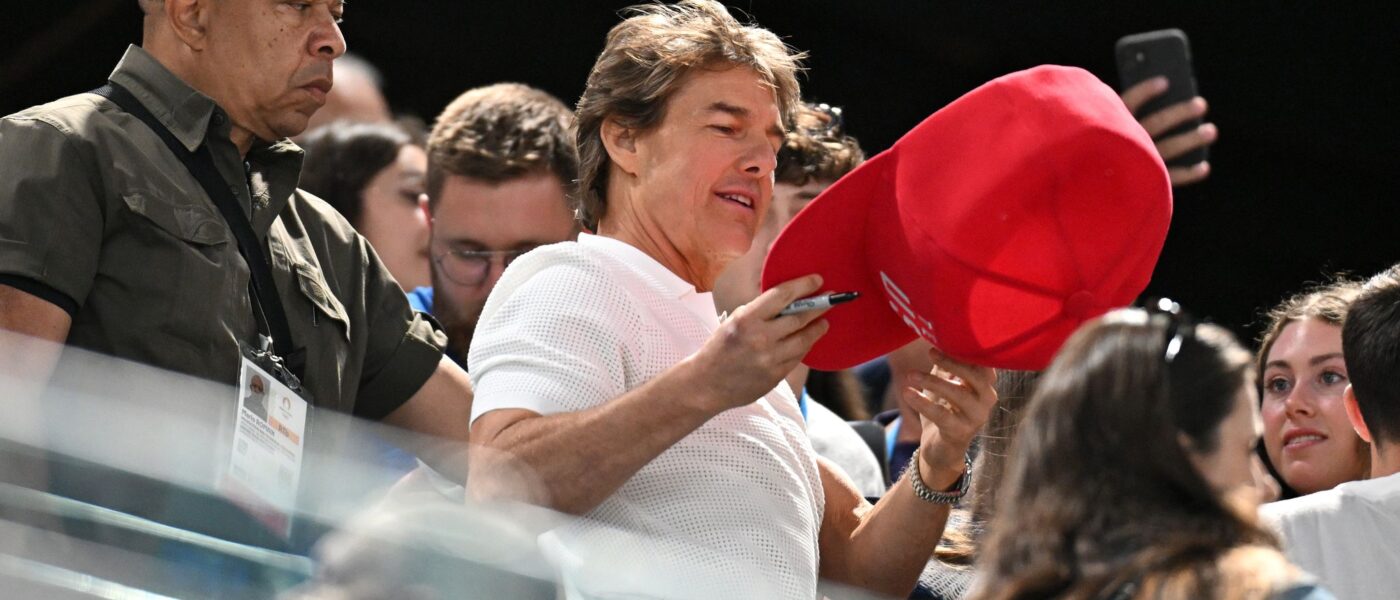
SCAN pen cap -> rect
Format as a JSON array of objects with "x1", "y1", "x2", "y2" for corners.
[{"x1": 761, "y1": 65, "x2": 1172, "y2": 371}]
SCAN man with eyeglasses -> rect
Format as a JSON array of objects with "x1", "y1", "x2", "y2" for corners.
[{"x1": 409, "y1": 83, "x2": 580, "y2": 365}]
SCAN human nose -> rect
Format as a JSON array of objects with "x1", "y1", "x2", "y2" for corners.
[
  {"x1": 479, "y1": 254, "x2": 513, "y2": 289},
  {"x1": 1282, "y1": 385, "x2": 1317, "y2": 418},
  {"x1": 741, "y1": 135, "x2": 778, "y2": 178},
  {"x1": 311, "y1": 9, "x2": 347, "y2": 60}
]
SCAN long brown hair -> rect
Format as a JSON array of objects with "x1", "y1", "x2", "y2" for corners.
[
  {"x1": 931, "y1": 369, "x2": 1041, "y2": 568},
  {"x1": 973, "y1": 309, "x2": 1277, "y2": 600},
  {"x1": 1253, "y1": 277, "x2": 1368, "y2": 497}
]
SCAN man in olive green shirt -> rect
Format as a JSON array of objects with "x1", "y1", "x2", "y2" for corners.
[{"x1": 0, "y1": 3, "x2": 470, "y2": 442}]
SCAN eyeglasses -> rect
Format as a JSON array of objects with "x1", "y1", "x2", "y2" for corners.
[
  {"x1": 433, "y1": 246, "x2": 535, "y2": 287},
  {"x1": 1140, "y1": 297, "x2": 1196, "y2": 364}
]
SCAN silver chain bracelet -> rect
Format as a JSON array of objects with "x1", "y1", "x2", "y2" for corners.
[{"x1": 908, "y1": 449, "x2": 972, "y2": 505}]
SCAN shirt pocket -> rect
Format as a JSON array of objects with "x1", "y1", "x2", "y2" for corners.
[
  {"x1": 293, "y1": 260, "x2": 351, "y2": 342},
  {"x1": 109, "y1": 190, "x2": 240, "y2": 354},
  {"x1": 121, "y1": 190, "x2": 229, "y2": 246}
]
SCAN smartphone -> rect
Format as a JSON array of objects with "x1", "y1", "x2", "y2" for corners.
[{"x1": 1115, "y1": 28, "x2": 1205, "y2": 168}]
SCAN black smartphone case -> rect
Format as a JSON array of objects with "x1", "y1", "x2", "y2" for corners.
[{"x1": 1115, "y1": 29, "x2": 1206, "y2": 168}]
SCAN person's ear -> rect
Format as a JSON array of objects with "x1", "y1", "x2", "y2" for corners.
[
  {"x1": 1344, "y1": 384, "x2": 1374, "y2": 443},
  {"x1": 163, "y1": 0, "x2": 213, "y2": 51},
  {"x1": 600, "y1": 118, "x2": 641, "y2": 178}
]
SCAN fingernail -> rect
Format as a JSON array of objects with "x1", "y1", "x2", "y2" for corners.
[
  {"x1": 1200, "y1": 123, "x2": 1218, "y2": 140},
  {"x1": 1192, "y1": 97, "x2": 1208, "y2": 113},
  {"x1": 1151, "y1": 76, "x2": 1169, "y2": 91}
]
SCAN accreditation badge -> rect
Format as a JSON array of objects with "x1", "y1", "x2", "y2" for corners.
[{"x1": 220, "y1": 350, "x2": 310, "y2": 538}]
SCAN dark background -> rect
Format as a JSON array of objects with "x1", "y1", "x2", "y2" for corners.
[{"x1": 4, "y1": 1, "x2": 1397, "y2": 343}]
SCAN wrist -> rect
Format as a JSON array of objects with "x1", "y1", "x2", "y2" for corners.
[
  {"x1": 668, "y1": 355, "x2": 729, "y2": 419},
  {"x1": 917, "y1": 448, "x2": 967, "y2": 490},
  {"x1": 909, "y1": 449, "x2": 972, "y2": 505}
]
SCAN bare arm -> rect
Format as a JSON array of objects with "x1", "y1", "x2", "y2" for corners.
[
  {"x1": 383, "y1": 356, "x2": 473, "y2": 442},
  {"x1": 381, "y1": 356, "x2": 474, "y2": 480},
  {"x1": 468, "y1": 275, "x2": 829, "y2": 515},
  {"x1": 819, "y1": 349, "x2": 997, "y2": 596},
  {"x1": 0, "y1": 284, "x2": 72, "y2": 394},
  {"x1": 468, "y1": 359, "x2": 723, "y2": 514}
]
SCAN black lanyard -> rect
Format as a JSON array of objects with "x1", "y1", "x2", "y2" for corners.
[{"x1": 92, "y1": 82, "x2": 302, "y2": 380}]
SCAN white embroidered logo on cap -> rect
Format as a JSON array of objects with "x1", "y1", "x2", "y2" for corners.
[{"x1": 880, "y1": 271, "x2": 938, "y2": 345}]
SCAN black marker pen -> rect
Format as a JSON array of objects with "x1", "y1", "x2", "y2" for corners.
[{"x1": 778, "y1": 292, "x2": 859, "y2": 316}]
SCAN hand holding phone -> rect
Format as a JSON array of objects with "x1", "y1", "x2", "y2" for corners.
[{"x1": 1116, "y1": 29, "x2": 1217, "y2": 186}]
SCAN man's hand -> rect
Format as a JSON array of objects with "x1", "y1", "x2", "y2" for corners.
[
  {"x1": 467, "y1": 273, "x2": 831, "y2": 514},
  {"x1": 902, "y1": 347, "x2": 997, "y2": 489},
  {"x1": 1121, "y1": 76, "x2": 1218, "y2": 187},
  {"x1": 682, "y1": 274, "x2": 830, "y2": 413}
]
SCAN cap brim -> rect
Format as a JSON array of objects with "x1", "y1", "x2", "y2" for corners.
[{"x1": 761, "y1": 151, "x2": 916, "y2": 370}]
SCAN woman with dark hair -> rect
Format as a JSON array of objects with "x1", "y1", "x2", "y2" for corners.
[
  {"x1": 972, "y1": 304, "x2": 1329, "y2": 600},
  {"x1": 300, "y1": 120, "x2": 431, "y2": 290},
  {"x1": 1256, "y1": 279, "x2": 1369, "y2": 498}
]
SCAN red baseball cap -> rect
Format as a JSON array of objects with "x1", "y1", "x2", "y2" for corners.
[{"x1": 762, "y1": 65, "x2": 1172, "y2": 371}]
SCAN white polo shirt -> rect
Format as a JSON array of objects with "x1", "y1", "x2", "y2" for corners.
[
  {"x1": 469, "y1": 233, "x2": 825, "y2": 599},
  {"x1": 1260, "y1": 471, "x2": 1400, "y2": 600}
]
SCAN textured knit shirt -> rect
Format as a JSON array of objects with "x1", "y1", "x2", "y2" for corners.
[
  {"x1": 469, "y1": 233, "x2": 825, "y2": 598},
  {"x1": 1261, "y1": 472, "x2": 1400, "y2": 600}
]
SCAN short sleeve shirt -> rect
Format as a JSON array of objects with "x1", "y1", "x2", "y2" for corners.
[
  {"x1": 469, "y1": 233, "x2": 825, "y2": 598},
  {"x1": 1260, "y1": 472, "x2": 1400, "y2": 600},
  {"x1": 0, "y1": 45, "x2": 445, "y2": 418}
]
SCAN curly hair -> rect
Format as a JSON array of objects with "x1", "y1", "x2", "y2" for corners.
[
  {"x1": 426, "y1": 83, "x2": 576, "y2": 211},
  {"x1": 574, "y1": 0, "x2": 805, "y2": 229},
  {"x1": 775, "y1": 103, "x2": 864, "y2": 187}
]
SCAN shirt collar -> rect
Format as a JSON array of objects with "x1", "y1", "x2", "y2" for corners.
[
  {"x1": 578, "y1": 233, "x2": 720, "y2": 328},
  {"x1": 248, "y1": 139, "x2": 306, "y2": 230},
  {"x1": 108, "y1": 45, "x2": 218, "y2": 153}
]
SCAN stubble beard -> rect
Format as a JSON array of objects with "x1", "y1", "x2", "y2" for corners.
[{"x1": 431, "y1": 270, "x2": 484, "y2": 358}]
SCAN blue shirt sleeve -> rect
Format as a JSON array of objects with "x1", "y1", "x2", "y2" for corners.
[
  {"x1": 406, "y1": 286, "x2": 434, "y2": 314},
  {"x1": 1272, "y1": 584, "x2": 1335, "y2": 600}
]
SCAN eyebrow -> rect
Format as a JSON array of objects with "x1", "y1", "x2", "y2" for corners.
[
  {"x1": 1264, "y1": 352, "x2": 1345, "y2": 371},
  {"x1": 1309, "y1": 352, "x2": 1345, "y2": 366},
  {"x1": 444, "y1": 238, "x2": 547, "y2": 252},
  {"x1": 795, "y1": 190, "x2": 821, "y2": 200},
  {"x1": 705, "y1": 101, "x2": 787, "y2": 138}
]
